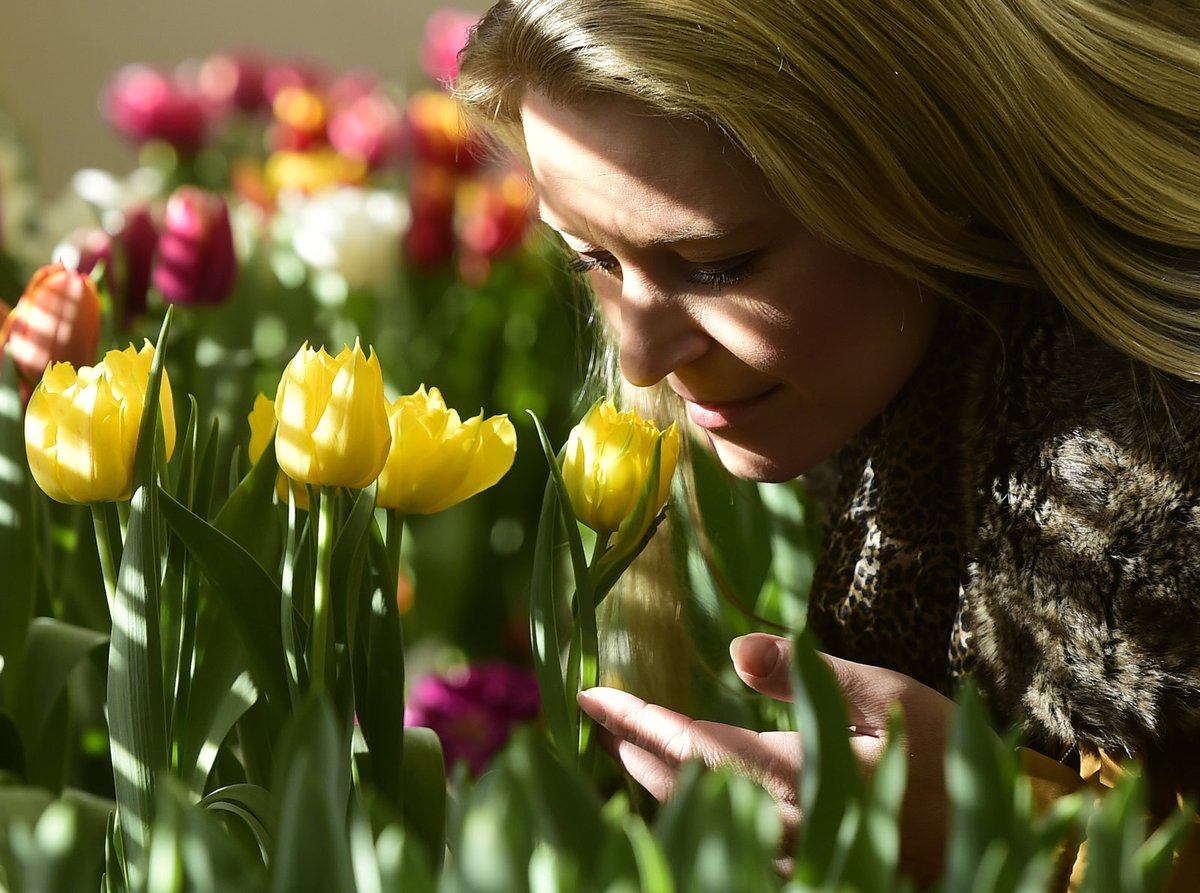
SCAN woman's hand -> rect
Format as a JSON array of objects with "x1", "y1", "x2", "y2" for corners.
[{"x1": 576, "y1": 633, "x2": 957, "y2": 883}]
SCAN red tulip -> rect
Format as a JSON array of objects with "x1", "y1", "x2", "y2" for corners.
[
  {"x1": 457, "y1": 170, "x2": 535, "y2": 259},
  {"x1": 403, "y1": 90, "x2": 483, "y2": 173},
  {"x1": 152, "y1": 187, "x2": 237, "y2": 305},
  {"x1": 103, "y1": 64, "x2": 211, "y2": 155},
  {"x1": 404, "y1": 166, "x2": 457, "y2": 268},
  {"x1": 0, "y1": 264, "x2": 101, "y2": 391}
]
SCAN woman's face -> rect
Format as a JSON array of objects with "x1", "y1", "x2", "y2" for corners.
[{"x1": 521, "y1": 92, "x2": 938, "y2": 482}]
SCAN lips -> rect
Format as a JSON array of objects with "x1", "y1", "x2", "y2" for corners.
[{"x1": 681, "y1": 385, "x2": 780, "y2": 431}]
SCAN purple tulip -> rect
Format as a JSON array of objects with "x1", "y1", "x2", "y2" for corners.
[
  {"x1": 404, "y1": 661, "x2": 540, "y2": 776},
  {"x1": 152, "y1": 187, "x2": 237, "y2": 305}
]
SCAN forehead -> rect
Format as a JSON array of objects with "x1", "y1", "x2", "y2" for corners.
[{"x1": 519, "y1": 90, "x2": 772, "y2": 241}]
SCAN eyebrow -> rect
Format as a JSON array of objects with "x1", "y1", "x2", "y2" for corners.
[{"x1": 538, "y1": 213, "x2": 754, "y2": 250}]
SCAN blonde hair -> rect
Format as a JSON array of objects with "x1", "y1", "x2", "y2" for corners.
[{"x1": 458, "y1": 0, "x2": 1200, "y2": 383}]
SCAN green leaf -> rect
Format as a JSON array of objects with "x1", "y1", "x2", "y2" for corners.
[
  {"x1": 199, "y1": 783, "x2": 275, "y2": 863},
  {"x1": 0, "y1": 347, "x2": 36, "y2": 709},
  {"x1": 106, "y1": 307, "x2": 172, "y2": 886},
  {"x1": 9, "y1": 794, "x2": 113, "y2": 893},
  {"x1": 269, "y1": 696, "x2": 355, "y2": 893},
  {"x1": 399, "y1": 726, "x2": 447, "y2": 870},
  {"x1": 11, "y1": 618, "x2": 108, "y2": 761},
  {"x1": 157, "y1": 488, "x2": 290, "y2": 715},
  {"x1": 527, "y1": 476, "x2": 573, "y2": 758},
  {"x1": 332, "y1": 483, "x2": 378, "y2": 658},
  {"x1": 788, "y1": 628, "x2": 864, "y2": 885},
  {"x1": 147, "y1": 778, "x2": 263, "y2": 893},
  {"x1": 354, "y1": 525, "x2": 406, "y2": 817}
]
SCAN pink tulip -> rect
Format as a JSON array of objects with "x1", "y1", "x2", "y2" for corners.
[
  {"x1": 420, "y1": 10, "x2": 480, "y2": 86},
  {"x1": 103, "y1": 64, "x2": 211, "y2": 154},
  {"x1": 328, "y1": 92, "x2": 403, "y2": 170},
  {"x1": 152, "y1": 187, "x2": 237, "y2": 305}
]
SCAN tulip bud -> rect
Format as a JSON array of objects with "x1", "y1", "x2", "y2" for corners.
[
  {"x1": 273, "y1": 340, "x2": 391, "y2": 489},
  {"x1": 153, "y1": 186, "x2": 237, "y2": 305},
  {"x1": 0, "y1": 263, "x2": 102, "y2": 390},
  {"x1": 376, "y1": 385, "x2": 516, "y2": 514},
  {"x1": 103, "y1": 64, "x2": 210, "y2": 155},
  {"x1": 25, "y1": 342, "x2": 176, "y2": 504},
  {"x1": 561, "y1": 399, "x2": 680, "y2": 534},
  {"x1": 246, "y1": 392, "x2": 309, "y2": 508}
]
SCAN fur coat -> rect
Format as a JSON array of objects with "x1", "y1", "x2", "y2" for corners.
[{"x1": 806, "y1": 290, "x2": 1200, "y2": 782}]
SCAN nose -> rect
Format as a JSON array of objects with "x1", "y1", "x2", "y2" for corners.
[{"x1": 611, "y1": 271, "x2": 708, "y2": 388}]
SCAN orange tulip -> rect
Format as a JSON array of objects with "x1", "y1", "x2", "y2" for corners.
[{"x1": 1, "y1": 263, "x2": 101, "y2": 393}]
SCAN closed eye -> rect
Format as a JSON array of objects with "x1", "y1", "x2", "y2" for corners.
[
  {"x1": 566, "y1": 252, "x2": 620, "y2": 277},
  {"x1": 689, "y1": 253, "x2": 758, "y2": 288}
]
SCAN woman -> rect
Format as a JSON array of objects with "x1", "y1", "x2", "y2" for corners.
[{"x1": 456, "y1": 0, "x2": 1200, "y2": 885}]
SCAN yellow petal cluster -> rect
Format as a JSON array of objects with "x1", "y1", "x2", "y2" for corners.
[
  {"x1": 247, "y1": 392, "x2": 309, "y2": 508},
  {"x1": 25, "y1": 342, "x2": 176, "y2": 504},
  {"x1": 561, "y1": 399, "x2": 680, "y2": 533},
  {"x1": 273, "y1": 340, "x2": 391, "y2": 489},
  {"x1": 376, "y1": 385, "x2": 516, "y2": 514}
]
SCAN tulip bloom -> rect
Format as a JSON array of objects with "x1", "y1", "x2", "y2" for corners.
[
  {"x1": 25, "y1": 342, "x2": 176, "y2": 504},
  {"x1": 103, "y1": 64, "x2": 210, "y2": 155},
  {"x1": 1, "y1": 264, "x2": 101, "y2": 389},
  {"x1": 561, "y1": 400, "x2": 680, "y2": 533},
  {"x1": 376, "y1": 385, "x2": 516, "y2": 514},
  {"x1": 152, "y1": 187, "x2": 237, "y2": 305},
  {"x1": 404, "y1": 90, "x2": 482, "y2": 173},
  {"x1": 273, "y1": 340, "x2": 391, "y2": 489},
  {"x1": 246, "y1": 392, "x2": 308, "y2": 508},
  {"x1": 289, "y1": 186, "x2": 406, "y2": 290}
]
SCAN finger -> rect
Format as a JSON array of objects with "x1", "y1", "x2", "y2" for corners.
[
  {"x1": 730, "y1": 633, "x2": 793, "y2": 701},
  {"x1": 592, "y1": 724, "x2": 680, "y2": 802},
  {"x1": 578, "y1": 687, "x2": 762, "y2": 768},
  {"x1": 819, "y1": 653, "x2": 909, "y2": 736}
]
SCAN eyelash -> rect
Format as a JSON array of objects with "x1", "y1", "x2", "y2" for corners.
[{"x1": 565, "y1": 253, "x2": 757, "y2": 288}]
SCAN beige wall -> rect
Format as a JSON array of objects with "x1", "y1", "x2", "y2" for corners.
[{"x1": 0, "y1": 0, "x2": 490, "y2": 195}]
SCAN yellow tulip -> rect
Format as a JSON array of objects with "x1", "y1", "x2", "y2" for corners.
[
  {"x1": 376, "y1": 385, "x2": 516, "y2": 514},
  {"x1": 561, "y1": 399, "x2": 680, "y2": 533},
  {"x1": 25, "y1": 342, "x2": 176, "y2": 504},
  {"x1": 246, "y1": 392, "x2": 309, "y2": 508},
  {"x1": 273, "y1": 340, "x2": 391, "y2": 489}
]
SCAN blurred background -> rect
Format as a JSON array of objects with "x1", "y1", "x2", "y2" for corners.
[{"x1": 0, "y1": 0, "x2": 487, "y2": 195}]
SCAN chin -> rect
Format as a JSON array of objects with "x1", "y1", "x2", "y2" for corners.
[{"x1": 707, "y1": 438, "x2": 807, "y2": 483}]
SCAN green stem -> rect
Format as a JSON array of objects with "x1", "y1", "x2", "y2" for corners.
[
  {"x1": 385, "y1": 510, "x2": 404, "y2": 594},
  {"x1": 311, "y1": 485, "x2": 334, "y2": 696},
  {"x1": 578, "y1": 532, "x2": 610, "y2": 762},
  {"x1": 90, "y1": 503, "x2": 120, "y2": 613}
]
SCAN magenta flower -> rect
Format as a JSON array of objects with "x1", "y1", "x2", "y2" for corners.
[
  {"x1": 152, "y1": 187, "x2": 237, "y2": 305},
  {"x1": 197, "y1": 52, "x2": 269, "y2": 115},
  {"x1": 103, "y1": 64, "x2": 211, "y2": 155},
  {"x1": 420, "y1": 10, "x2": 480, "y2": 86},
  {"x1": 404, "y1": 662, "x2": 540, "y2": 776}
]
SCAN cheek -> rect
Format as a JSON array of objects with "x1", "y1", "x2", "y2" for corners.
[{"x1": 591, "y1": 276, "x2": 623, "y2": 331}]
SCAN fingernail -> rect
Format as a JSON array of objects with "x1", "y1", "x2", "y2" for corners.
[
  {"x1": 730, "y1": 635, "x2": 779, "y2": 678},
  {"x1": 577, "y1": 690, "x2": 608, "y2": 727}
]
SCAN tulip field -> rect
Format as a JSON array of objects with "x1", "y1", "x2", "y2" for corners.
[{"x1": 0, "y1": 9, "x2": 1190, "y2": 893}]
